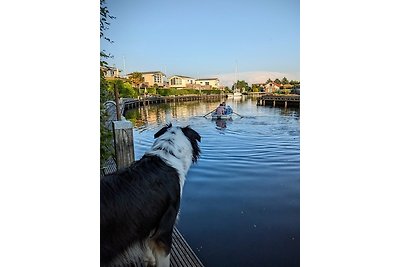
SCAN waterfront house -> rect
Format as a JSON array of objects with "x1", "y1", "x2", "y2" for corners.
[
  {"x1": 140, "y1": 71, "x2": 166, "y2": 87},
  {"x1": 169, "y1": 75, "x2": 196, "y2": 88},
  {"x1": 126, "y1": 71, "x2": 166, "y2": 88},
  {"x1": 265, "y1": 82, "x2": 282, "y2": 93},
  {"x1": 101, "y1": 66, "x2": 121, "y2": 78},
  {"x1": 195, "y1": 78, "x2": 220, "y2": 89}
]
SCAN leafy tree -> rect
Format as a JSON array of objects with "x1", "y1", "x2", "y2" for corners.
[
  {"x1": 274, "y1": 78, "x2": 281, "y2": 84},
  {"x1": 289, "y1": 80, "x2": 300, "y2": 88},
  {"x1": 100, "y1": 0, "x2": 116, "y2": 168},
  {"x1": 128, "y1": 72, "x2": 144, "y2": 88},
  {"x1": 100, "y1": 70, "x2": 114, "y2": 167},
  {"x1": 282, "y1": 77, "x2": 289, "y2": 84},
  {"x1": 251, "y1": 84, "x2": 260, "y2": 92},
  {"x1": 100, "y1": 0, "x2": 115, "y2": 43},
  {"x1": 266, "y1": 78, "x2": 273, "y2": 83},
  {"x1": 108, "y1": 79, "x2": 138, "y2": 98},
  {"x1": 235, "y1": 80, "x2": 248, "y2": 92}
]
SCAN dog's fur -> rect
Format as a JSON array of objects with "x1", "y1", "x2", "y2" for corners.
[{"x1": 101, "y1": 124, "x2": 201, "y2": 267}]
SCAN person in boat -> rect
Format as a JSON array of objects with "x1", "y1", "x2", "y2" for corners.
[
  {"x1": 221, "y1": 102, "x2": 233, "y2": 115},
  {"x1": 225, "y1": 104, "x2": 233, "y2": 115},
  {"x1": 216, "y1": 103, "x2": 225, "y2": 115}
]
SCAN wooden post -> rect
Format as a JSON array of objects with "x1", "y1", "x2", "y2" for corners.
[
  {"x1": 113, "y1": 83, "x2": 122, "y2": 121},
  {"x1": 113, "y1": 120, "x2": 135, "y2": 169}
]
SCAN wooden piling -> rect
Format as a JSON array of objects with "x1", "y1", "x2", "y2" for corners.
[{"x1": 112, "y1": 120, "x2": 134, "y2": 170}]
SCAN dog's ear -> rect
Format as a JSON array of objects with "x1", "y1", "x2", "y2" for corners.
[
  {"x1": 181, "y1": 126, "x2": 201, "y2": 143},
  {"x1": 154, "y1": 123, "x2": 172, "y2": 138}
]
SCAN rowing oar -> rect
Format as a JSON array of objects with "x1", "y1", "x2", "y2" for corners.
[
  {"x1": 233, "y1": 111, "x2": 244, "y2": 118},
  {"x1": 203, "y1": 109, "x2": 216, "y2": 117}
]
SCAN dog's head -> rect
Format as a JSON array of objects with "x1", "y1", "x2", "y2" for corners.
[{"x1": 154, "y1": 123, "x2": 201, "y2": 163}]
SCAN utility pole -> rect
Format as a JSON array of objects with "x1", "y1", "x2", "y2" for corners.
[
  {"x1": 123, "y1": 56, "x2": 126, "y2": 78},
  {"x1": 113, "y1": 83, "x2": 121, "y2": 121}
]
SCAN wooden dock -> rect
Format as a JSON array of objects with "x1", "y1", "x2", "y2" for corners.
[
  {"x1": 257, "y1": 94, "x2": 300, "y2": 108},
  {"x1": 101, "y1": 159, "x2": 205, "y2": 267},
  {"x1": 122, "y1": 94, "x2": 224, "y2": 114}
]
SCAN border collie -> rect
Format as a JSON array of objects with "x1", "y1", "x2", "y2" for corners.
[{"x1": 101, "y1": 123, "x2": 201, "y2": 267}]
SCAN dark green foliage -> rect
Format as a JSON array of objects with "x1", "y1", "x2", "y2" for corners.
[
  {"x1": 100, "y1": 0, "x2": 115, "y2": 43},
  {"x1": 155, "y1": 88, "x2": 222, "y2": 96},
  {"x1": 100, "y1": 70, "x2": 114, "y2": 167},
  {"x1": 235, "y1": 80, "x2": 249, "y2": 92},
  {"x1": 156, "y1": 88, "x2": 199, "y2": 96},
  {"x1": 100, "y1": 0, "x2": 115, "y2": 168},
  {"x1": 107, "y1": 79, "x2": 139, "y2": 98}
]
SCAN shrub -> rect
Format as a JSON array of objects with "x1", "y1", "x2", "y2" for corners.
[{"x1": 107, "y1": 79, "x2": 139, "y2": 98}]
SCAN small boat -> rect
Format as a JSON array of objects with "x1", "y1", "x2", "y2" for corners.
[
  {"x1": 226, "y1": 92, "x2": 242, "y2": 98},
  {"x1": 211, "y1": 113, "x2": 233, "y2": 120},
  {"x1": 211, "y1": 105, "x2": 234, "y2": 119}
]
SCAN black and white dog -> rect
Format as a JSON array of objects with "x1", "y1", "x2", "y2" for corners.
[{"x1": 101, "y1": 123, "x2": 201, "y2": 267}]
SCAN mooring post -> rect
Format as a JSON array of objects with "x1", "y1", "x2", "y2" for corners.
[{"x1": 112, "y1": 120, "x2": 135, "y2": 170}]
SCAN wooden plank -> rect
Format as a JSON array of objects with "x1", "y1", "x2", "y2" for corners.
[{"x1": 172, "y1": 227, "x2": 204, "y2": 267}]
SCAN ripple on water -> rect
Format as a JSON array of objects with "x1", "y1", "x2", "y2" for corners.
[{"x1": 127, "y1": 97, "x2": 300, "y2": 267}]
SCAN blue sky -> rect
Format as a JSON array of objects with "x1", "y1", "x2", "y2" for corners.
[{"x1": 101, "y1": 0, "x2": 299, "y2": 86}]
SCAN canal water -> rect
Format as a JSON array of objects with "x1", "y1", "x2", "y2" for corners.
[{"x1": 125, "y1": 96, "x2": 300, "y2": 267}]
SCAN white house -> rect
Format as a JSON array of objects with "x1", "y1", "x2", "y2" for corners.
[
  {"x1": 195, "y1": 78, "x2": 220, "y2": 89},
  {"x1": 169, "y1": 75, "x2": 196, "y2": 88}
]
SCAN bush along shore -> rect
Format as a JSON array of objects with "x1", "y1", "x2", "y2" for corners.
[{"x1": 104, "y1": 79, "x2": 227, "y2": 100}]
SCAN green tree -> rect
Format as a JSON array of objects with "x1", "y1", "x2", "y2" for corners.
[
  {"x1": 235, "y1": 80, "x2": 248, "y2": 92},
  {"x1": 266, "y1": 78, "x2": 273, "y2": 83},
  {"x1": 100, "y1": 0, "x2": 116, "y2": 168},
  {"x1": 100, "y1": 71, "x2": 114, "y2": 167},
  {"x1": 274, "y1": 78, "x2": 281, "y2": 84},
  {"x1": 108, "y1": 79, "x2": 138, "y2": 98},
  {"x1": 128, "y1": 72, "x2": 144, "y2": 88},
  {"x1": 251, "y1": 84, "x2": 260, "y2": 92},
  {"x1": 282, "y1": 77, "x2": 289, "y2": 84},
  {"x1": 100, "y1": 0, "x2": 115, "y2": 43}
]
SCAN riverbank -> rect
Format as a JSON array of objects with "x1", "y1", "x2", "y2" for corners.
[{"x1": 122, "y1": 94, "x2": 225, "y2": 115}]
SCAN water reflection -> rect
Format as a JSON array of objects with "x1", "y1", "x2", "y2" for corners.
[
  {"x1": 214, "y1": 118, "x2": 227, "y2": 130},
  {"x1": 124, "y1": 96, "x2": 300, "y2": 267}
]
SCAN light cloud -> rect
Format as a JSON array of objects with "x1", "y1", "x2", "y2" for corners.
[{"x1": 214, "y1": 71, "x2": 299, "y2": 87}]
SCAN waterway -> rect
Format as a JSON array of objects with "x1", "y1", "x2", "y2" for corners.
[{"x1": 125, "y1": 95, "x2": 300, "y2": 267}]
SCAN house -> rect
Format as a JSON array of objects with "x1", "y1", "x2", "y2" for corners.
[
  {"x1": 169, "y1": 75, "x2": 196, "y2": 88},
  {"x1": 140, "y1": 71, "x2": 166, "y2": 87},
  {"x1": 126, "y1": 71, "x2": 166, "y2": 88},
  {"x1": 195, "y1": 78, "x2": 220, "y2": 89},
  {"x1": 264, "y1": 82, "x2": 282, "y2": 93},
  {"x1": 101, "y1": 66, "x2": 121, "y2": 78}
]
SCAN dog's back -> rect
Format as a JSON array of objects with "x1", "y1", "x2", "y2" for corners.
[
  {"x1": 101, "y1": 155, "x2": 181, "y2": 266},
  {"x1": 101, "y1": 124, "x2": 201, "y2": 267}
]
